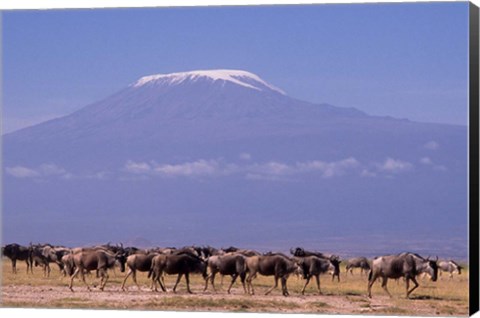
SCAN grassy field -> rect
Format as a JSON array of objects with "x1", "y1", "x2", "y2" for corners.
[{"x1": 0, "y1": 260, "x2": 469, "y2": 315}]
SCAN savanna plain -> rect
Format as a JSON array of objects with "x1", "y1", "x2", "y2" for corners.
[{"x1": 0, "y1": 261, "x2": 468, "y2": 315}]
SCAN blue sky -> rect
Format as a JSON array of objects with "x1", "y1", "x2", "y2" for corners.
[{"x1": 3, "y1": 2, "x2": 469, "y2": 133}]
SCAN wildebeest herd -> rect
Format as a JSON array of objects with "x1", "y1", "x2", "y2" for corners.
[{"x1": 1, "y1": 243, "x2": 463, "y2": 299}]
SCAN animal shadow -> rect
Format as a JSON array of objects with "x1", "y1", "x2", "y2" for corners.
[{"x1": 409, "y1": 295, "x2": 443, "y2": 301}]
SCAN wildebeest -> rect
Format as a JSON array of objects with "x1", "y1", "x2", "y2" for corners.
[
  {"x1": 121, "y1": 252, "x2": 159, "y2": 291},
  {"x1": 123, "y1": 246, "x2": 142, "y2": 256},
  {"x1": 438, "y1": 260, "x2": 462, "y2": 278},
  {"x1": 246, "y1": 253, "x2": 299, "y2": 296},
  {"x1": 147, "y1": 247, "x2": 177, "y2": 255},
  {"x1": 293, "y1": 255, "x2": 339, "y2": 295},
  {"x1": 30, "y1": 244, "x2": 71, "y2": 277},
  {"x1": 95, "y1": 242, "x2": 125, "y2": 254},
  {"x1": 1, "y1": 243, "x2": 32, "y2": 274},
  {"x1": 30, "y1": 244, "x2": 55, "y2": 277},
  {"x1": 150, "y1": 253, "x2": 207, "y2": 293},
  {"x1": 204, "y1": 253, "x2": 248, "y2": 294},
  {"x1": 345, "y1": 257, "x2": 371, "y2": 276},
  {"x1": 290, "y1": 247, "x2": 341, "y2": 282},
  {"x1": 222, "y1": 246, "x2": 261, "y2": 257},
  {"x1": 367, "y1": 252, "x2": 438, "y2": 298},
  {"x1": 66, "y1": 249, "x2": 127, "y2": 291}
]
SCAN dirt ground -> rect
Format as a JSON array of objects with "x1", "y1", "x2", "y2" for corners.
[{"x1": 0, "y1": 261, "x2": 469, "y2": 315}]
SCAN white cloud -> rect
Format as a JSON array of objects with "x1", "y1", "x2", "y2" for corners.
[
  {"x1": 377, "y1": 158, "x2": 413, "y2": 173},
  {"x1": 39, "y1": 164, "x2": 67, "y2": 176},
  {"x1": 122, "y1": 156, "x2": 439, "y2": 180},
  {"x1": 418, "y1": 157, "x2": 448, "y2": 172},
  {"x1": 424, "y1": 141, "x2": 439, "y2": 150},
  {"x1": 6, "y1": 164, "x2": 68, "y2": 178},
  {"x1": 5, "y1": 166, "x2": 40, "y2": 178},
  {"x1": 420, "y1": 157, "x2": 433, "y2": 165},
  {"x1": 5, "y1": 163, "x2": 108, "y2": 180},
  {"x1": 298, "y1": 157, "x2": 360, "y2": 178},
  {"x1": 245, "y1": 157, "x2": 360, "y2": 179},
  {"x1": 123, "y1": 157, "x2": 362, "y2": 180},
  {"x1": 153, "y1": 159, "x2": 220, "y2": 176},
  {"x1": 124, "y1": 159, "x2": 237, "y2": 178},
  {"x1": 252, "y1": 161, "x2": 293, "y2": 176},
  {"x1": 124, "y1": 160, "x2": 151, "y2": 174}
]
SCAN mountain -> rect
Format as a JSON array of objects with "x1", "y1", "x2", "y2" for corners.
[
  {"x1": 4, "y1": 69, "x2": 366, "y2": 166},
  {"x1": 2, "y1": 70, "x2": 468, "y2": 258}
]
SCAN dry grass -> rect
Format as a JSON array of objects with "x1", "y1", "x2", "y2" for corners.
[{"x1": 0, "y1": 259, "x2": 469, "y2": 315}]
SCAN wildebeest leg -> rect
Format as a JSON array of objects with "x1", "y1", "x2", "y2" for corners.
[
  {"x1": 185, "y1": 273, "x2": 193, "y2": 294},
  {"x1": 150, "y1": 271, "x2": 157, "y2": 291},
  {"x1": 121, "y1": 269, "x2": 133, "y2": 291},
  {"x1": 28, "y1": 258, "x2": 33, "y2": 274},
  {"x1": 69, "y1": 268, "x2": 81, "y2": 292},
  {"x1": 240, "y1": 272, "x2": 247, "y2": 294},
  {"x1": 79, "y1": 268, "x2": 92, "y2": 291},
  {"x1": 367, "y1": 272, "x2": 377, "y2": 298},
  {"x1": 246, "y1": 272, "x2": 257, "y2": 295},
  {"x1": 159, "y1": 274, "x2": 167, "y2": 292},
  {"x1": 132, "y1": 270, "x2": 141, "y2": 290},
  {"x1": 333, "y1": 272, "x2": 340, "y2": 282},
  {"x1": 406, "y1": 276, "x2": 419, "y2": 298},
  {"x1": 227, "y1": 274, "x2": 238, "y2": 294},
  {"x1": 99, "y1": 268, "x2": 109, "y2": 291},
  {"x1": 381, "y1": 277, "x2": 392, "y2": 298},
  {"x1": 315, "y1": 275, "x2": 322, "y2": 295},
  {"x1": 24, "y1": 259, "x2": 29, "y2": 274},
  {"x1": 98, "y1": 269, "x2": 105, "y2": 291},
  {"x1": 152, "y1": 271, "x2": 166, "y2": 292},
  {"x1": 203, "y1": 273, "x2": 210, "y2": 292},
  {"x1": 173, "y1": 273, "x2": 183, "y2": 293},
  {"x1": 204, "y1": 271, "x2": 216, "y2": 292},
  {"x1": 151, "y1": 270, "x2": 162, "y2": 292},
  {"x1": 210, "y1": 272, "x2": 218, "y2": 292},
  {"x1": 11, "y1": 259, "x2": 17, "y2": 274},
  {"x1": 25, "y1": 259, "x2": 31, "y2": 274},
  {"x1": 405, "y1": 277, "x2": 410, "y2": 298},
  {"x1": 265, "y1": 276, "x2": 279, "y2": 295},
  {"x1": 301, "y1": 275, "x2": 311, "y2": 295},
  {"x1": 281, "y1": 276, "x2": 289, "y2": 296}
]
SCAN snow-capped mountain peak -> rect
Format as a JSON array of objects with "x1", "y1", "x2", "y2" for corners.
[{"x1": 131, "y1": 69, "x2": 286, "y2": 95}]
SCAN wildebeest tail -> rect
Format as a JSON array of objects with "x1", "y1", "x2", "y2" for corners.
[{"x1": 368, "y1": 269, "x2": 373, "y2": 281}]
